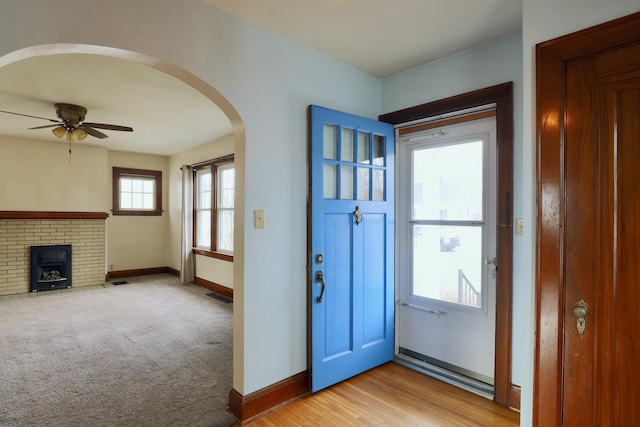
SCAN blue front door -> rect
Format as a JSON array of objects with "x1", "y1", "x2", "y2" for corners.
[{"x1": 309, "y1": 105, "x2": 395, "y2": 392}]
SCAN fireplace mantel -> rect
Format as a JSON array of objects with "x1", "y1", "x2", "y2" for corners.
[{"x1": 0, "y1": 211, "x2": 109, "y2": 220}]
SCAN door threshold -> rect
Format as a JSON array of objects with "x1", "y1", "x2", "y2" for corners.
[{"x1": 394, "y1": 353, "x2": 494, "y2": 399}]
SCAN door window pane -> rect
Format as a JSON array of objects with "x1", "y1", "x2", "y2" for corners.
[
  {"x1": 373, "y1": 169, "x2": 384, "y2": 201},
  {"x1": 323, "y1": 125, "x2": 338, "y2": 160},
  {"x1": 358, "y1": 131, "x2": 370, "y2": 164},
  {"x1": 373, "y1": 135, "x2": 385, "y2": 166},
  {"x1": 341, "y1": 128, "x2": 354, "y2": 162},
  {"x1": 412, "y1": 225, "x2": 482, "y2": 308},
  {"x1": 412, "y1": 140, "x2": 483, "y2": 221},
  {"x1": 323, "y1": 164, "x2": 337, "y2": 199},
  {"x1": 357, "y1": 167, "x2": 370, "y2": 200},
  {"x1": 341, "y1": 166, "x2": 354, "y2": 200}
]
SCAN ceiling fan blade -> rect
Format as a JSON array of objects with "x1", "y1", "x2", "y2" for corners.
[
  {"x1": 29, "y1": 124, "x2": 60, "y2": 130},
  {"x1": 0, "y1": 109, "x2": 59, "y2": 123},
  {"x1": 79, "y1": 124, "x2": 109, "y2": 139},
  {"x1": 82, "y1": 122, "x2": 133, "y2": 132}
]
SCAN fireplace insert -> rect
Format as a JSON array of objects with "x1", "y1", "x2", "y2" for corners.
[{"x1": 30, "y1": 244, "x2": 72, "y2": 292}]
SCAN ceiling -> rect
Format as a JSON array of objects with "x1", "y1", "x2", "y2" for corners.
[
  {"x1": 0, "y1": 54, "x2": 230, "y2": 156},
  {"x1": 0, "y1": 1, "x2": 522, "y2": 155},
  {"x1": 205, "y1": 0, "x2": 523, "y2": 78}
]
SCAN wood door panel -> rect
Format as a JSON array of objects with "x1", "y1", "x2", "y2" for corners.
[
  {"x1": 563, "y1": 47, "x2": 640, "y2": 427},
  {"x1": 563, "y1": 57, "x2": 600, "y2": 424},
  {"x1": 536, "y1": 11, "x2": 640, "y2": 427},
  {"x1": 611, "y1": 86, "x2": 640, "y2": 425}
]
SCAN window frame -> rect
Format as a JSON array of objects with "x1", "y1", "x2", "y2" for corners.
[
  {"x1": 192, "y1": 155, "x2": 235, "y2": 261},
  {"x1": 112, "y1": 167, "x2": 163, "y2": 216}
]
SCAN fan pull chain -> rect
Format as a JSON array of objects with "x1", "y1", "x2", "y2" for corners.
[{"x1": 68, "y1": 140, "x2": 72, "y2": 164}]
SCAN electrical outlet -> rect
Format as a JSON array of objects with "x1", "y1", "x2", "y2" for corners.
[{"x1": 515, "y1": 218, "x2": 524, "y2": 236}]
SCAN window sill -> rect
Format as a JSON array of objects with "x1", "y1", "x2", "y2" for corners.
[
  {"x1": 192, "y1": 248, "x2": 233, "y2": 262},
  {"x1": 112, "y1": 209, "x2": 163, "y2": 216}
]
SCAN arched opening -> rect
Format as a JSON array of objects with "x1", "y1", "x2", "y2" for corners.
[{"x1": 0, "y1": 43, "x2": 245, "y2": 424}]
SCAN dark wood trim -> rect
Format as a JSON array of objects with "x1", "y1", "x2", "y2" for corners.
[
  {"x1": 534, "y1": 11, "x2": 640, "y2": 427},
  {"x1": 380, "y1": 83, "x2": 513, "y2": 124},
  {"x1": 380, "y1": 82, "x2": 514, "y2": 407},
  {"x1": 112, "y1": 167, "x2": 163, "y2": 216},
  {"x1": 0, "y1": 211, "x2": 109, "y2": 220},
  {"x1": 510, "y1": 384, "x2": 521, "y2": 411},
  {"x1": 107, "y1": 266, "x2": 174, "y2": 279},
  {"x1": 397, "y1": 109, "x2": 496, "y2": 135},
  {"x1": 166, "y1": 267, "x2": 180, "y2": 278},
  {"x1": 194, "y1": 276, "x2": 233, "y2": 300},
  {"x1": 228, "y1": 370, "x2": 309, "y2": 424},
  {"x1": 193, "y1": 248, "x2": 234, "y2": 262}
]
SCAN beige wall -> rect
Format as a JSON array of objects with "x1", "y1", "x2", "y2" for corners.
[
  {"x1": 106, "y1": 151, "x2": 169, "y2": 271},
  {"x1": 168, "y1": 135, "x2": 234, "y2": 288},
  {"x1": 0, "y1": 136, "x2": 108, "y2": 212},
  {"x1": 0, "y1": 133, "x2": 232, "y2": 283},
  {"x1": 0, "y1": 137, "x2": 171, "y2": 282}
]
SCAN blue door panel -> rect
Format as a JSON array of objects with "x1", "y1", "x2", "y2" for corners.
[
  {"x1": 362, "y1": 213, "x2": 386, "y2": 344},
  {"x1": 323, "y1": 213, "x2": 353, "y2": 358}
]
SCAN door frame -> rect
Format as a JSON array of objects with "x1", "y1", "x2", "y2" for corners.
[
  {"x1": 534, "y1": 12, "x2": 640, "y2": 426},
  {"x1": 380, "y1": 82, "x2": 514, "y2": 407}
]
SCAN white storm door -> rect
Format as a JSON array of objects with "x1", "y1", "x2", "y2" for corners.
[{"x1": 397, "y1": 115, "x2": 497, "y2": 391}]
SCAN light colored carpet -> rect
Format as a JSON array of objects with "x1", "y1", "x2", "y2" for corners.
[{"x1": 0, "y1": 274, "x2": 235, "y2": 427}]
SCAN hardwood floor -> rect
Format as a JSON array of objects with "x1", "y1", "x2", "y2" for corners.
[{"x1": 237, "y1": 362, "x2": 519, "y2": 426}]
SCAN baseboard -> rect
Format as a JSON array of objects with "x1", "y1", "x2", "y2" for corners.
[
  {"x1": 510, "y1": 383, "x2": 521, "y2": 411},
  {"x1": 228, "y1": 370, "x2": 308, "y2": 424},
  {"x1": 107, "y1": 266, "x2": 176, "y2": 281},
  {"x1": 194, "y1": 276, "x2": 233, "y2": 300}
]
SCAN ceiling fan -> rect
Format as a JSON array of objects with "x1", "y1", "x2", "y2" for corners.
[{"x1": 0, "y1": 103, "x2": 133, "y2": 142}]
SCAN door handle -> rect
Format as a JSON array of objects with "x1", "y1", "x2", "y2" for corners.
[
  {"x1": 315, "y1": 270, "x2": 326, "y2": 303},
  {"x1": 573, "y1": 299, "x2": 588, "y2": 334}
]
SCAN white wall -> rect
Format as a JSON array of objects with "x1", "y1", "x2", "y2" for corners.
[
  {"x1": 520, "y1": 2, "x2": 639, "y2": 426},
  {"x1": 107, "y1": 150, "x2": 169, "y2": 271}
]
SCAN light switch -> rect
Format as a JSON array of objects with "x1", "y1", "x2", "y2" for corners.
[
  {"x1": 515, "y1": 218, "x2": 524, "y2": 236},
  {"x1": 254, "y1": 210, "x2": 265, "y2": 229}
]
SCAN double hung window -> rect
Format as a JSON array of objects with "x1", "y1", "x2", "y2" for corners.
[{"x1": 193, "y1": 156, "x2": 234, "y2": 259}]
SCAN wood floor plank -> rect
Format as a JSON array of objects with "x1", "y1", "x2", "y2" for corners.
[{"x1": 238, "y1": 362, "x2": 519, "y2": 426}]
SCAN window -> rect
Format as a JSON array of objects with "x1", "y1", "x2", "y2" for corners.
[
  {"x1": 193, "y1": 156, "x2": 234, "y2": 260},
  {"x1": 112, "y1": 167, "x2": 162, "y2": 216}
]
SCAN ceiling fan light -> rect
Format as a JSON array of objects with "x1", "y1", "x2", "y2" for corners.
[
  {"x1": 52, "y1": 126, "x2": 66, "y2": 139},
  {"x1": 75, "y1": 128, "x2": 88, "y2": 141}
]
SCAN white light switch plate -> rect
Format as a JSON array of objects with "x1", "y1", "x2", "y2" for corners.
[{"x1": 254, "y1": 210, "x2": 265, "y2": 229}]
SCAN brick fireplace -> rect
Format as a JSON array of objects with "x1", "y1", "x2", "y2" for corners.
[{"x1": 0, "y1": 211, "x2": 107, "y2": 297}]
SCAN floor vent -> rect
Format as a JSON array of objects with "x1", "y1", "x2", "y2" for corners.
[{"x1": 111, "y1": 281, "x2": 129, "y2": 286}]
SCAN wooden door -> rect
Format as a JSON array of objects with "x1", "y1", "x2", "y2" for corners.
[
  {"x1": 308, "y1": 105, "x2": 395, "y2": 392},
  {"x1": 535, "y1": 12, "x2": 640, "y2": 426}
]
